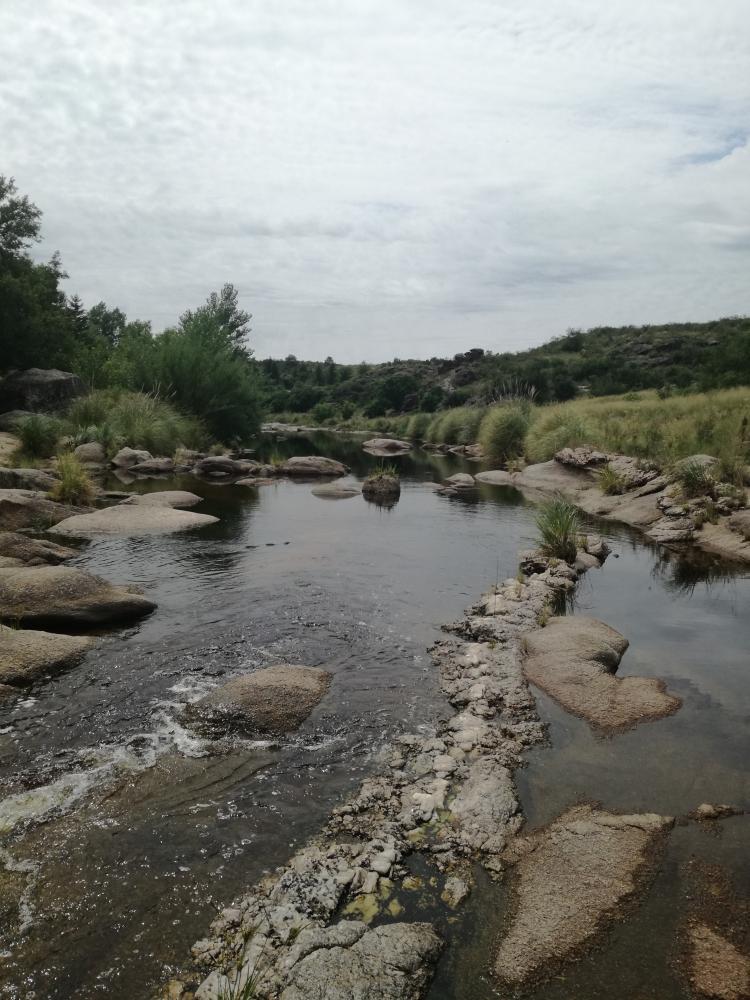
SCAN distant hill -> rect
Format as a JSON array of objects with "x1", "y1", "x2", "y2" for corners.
[{"x1": 259, "y1": 316, "x2": 750, "y2": 418}]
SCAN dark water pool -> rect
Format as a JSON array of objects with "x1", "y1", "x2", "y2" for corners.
[{"x1": 0, "y1": 433, "x2": 747, "y2": 998}]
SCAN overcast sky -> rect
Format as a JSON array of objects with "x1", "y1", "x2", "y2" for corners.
[{"x1": 1, "y1": 1, "x2": 748, "y2": 362}]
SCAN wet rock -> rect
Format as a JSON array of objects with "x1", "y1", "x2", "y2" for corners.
[
  {"x1": 129, "y1": 457, "x2": 175, "y2": 475},
  {"x1": 647, "y1": 516, "x2": 695, "y2": 544},
  {"x1": 691, "y1": 803, "x2": 741, "y2": 821},
  {"x1": 111, "y1": 447, "x2": 152, "y2": 469},
  {"x1": 522, "y1": 616, "x2": 680, "y2": 733},
  {"x1": 0, "y1": 531, "x2": 75, "y2": 565},
  {"x1": 280, "y1": 921, "x2": 442, "y2": 1000},
  {"x1": 686, "y1": 924, "x2": 749, "y2": 1000},
  {"x1": 0, "y1": 489, "x2": 89, "y2": 531},
  {"x1": 281, "y1": 456, "x2": 348, "y2": 477},
  {"x1": 0, "y1": 565, "x2": 156, "y2": 628},
  {"x1": 50, "y1": 504, "x2": 218, "y2": 537},
  {"x1": 311, "y1": 482, "x2": 361, "y2": 499},
  {"x1": 362, "y1": 437, "x2": 412, "y2": 455},
  {"x1": 0, "y1": 368, "x2": 85, "y2": 411},
  {"x1": 494, "y1": 805, "x2": 673, "y2": 986},
  {"x1": 446, "y1": 756, "x2": 521, "y2": 854},
  {"x1": 441, "y1": 876, "x2": 470, "y2": 908},
  {"x1": 0, "y1": 467, "x2": 58, "y2": 491},
  {"x1": 193, "y1": 456, "x2": 258, "y2": 478},
  {"x1": 73, "y1": 442, "x2": 106, "y2": 464},
  {"x1": 362, "y1": 475, "x2": 400, "y2": 502},
  {"x1": 121, "y1": 491, "x2": 202, "y2": 508},
  {"x1": 575, "y1": 549, "x2": 601, "y2": 571},
  {"x1": 0, "y1": 625, "x2": 93, "y2": 686},
  {"x1": 184, "y1": 665, "x2": 332, "y2": 738},
  {"x1": 442, "y1": 473, "x2": 475, "y2": 490},
  {"x1": 235, "y1": 476, "x2": 277, "y2": 488}
]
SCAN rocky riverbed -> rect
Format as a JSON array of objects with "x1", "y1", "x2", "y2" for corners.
[{"x1": 0, "y1": 429, "x2": 747, "y2": 999}]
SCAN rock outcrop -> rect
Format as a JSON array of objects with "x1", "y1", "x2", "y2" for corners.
[
  {"x1": 0, "y1": 531, "x2": 75, "y2": 566},
  {"x1": 0, "y1": 489, "x2": 89, "y2": 531},
  {"x1": 184, "y1": 665, "x2": 332, "y2": 738},
  {"x1": 73, "y1": 442, "x2": 106, "y2": 465},
  {"x1": 121, "y1": 491, "x2": 202, "y2": 508},
  {"x1": 129, "y1": 457, "x2": 175, "y2": 475},
  {"x1": 0, "y1": 565, "x2": 156, "y2": 628},
  {"x1": 362, "y1": 474, "x2": 400, "y2": 504},
  {"x1": 522, "y1": 616, "x2": 681, "y2": 732},
  {"x1": 49, "y1": 505, "x2": 218, "y2": 538},
  {"x1": 0, "y1": 625, "x2": 93, "y2": 687},
  {"x1": 111, "y1": 447, "x2": 153, "y2": 469},
  {"x1": 494, "y1": 805, "x2": 673, "y2": 986},
  {"x1": 362, "y1": 438, "x2": 412, "y2": 455},
  {"x1": 0, "y1": 368, "x2": 85, "y2": 411},
  {"x1": 281, "y1": 456, "x2": 347, "y2": 477},
  {"x1": 0, "y1": 467, "x2": 58, "y2": 492}
]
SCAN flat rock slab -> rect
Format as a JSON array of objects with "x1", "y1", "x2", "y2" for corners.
[
  {"x1": 362, "y1": 437, "x2": 412, "y2": 455},
  {"x1": 443, "y1": 473, "x2": 476, "y2": 489},
  {"x1": 494, "y1": 805, "x2": 673, "y2": 986},
  {"x1": 279, "y1": 921, "x2": 442, "y2": 1000},
  {"x1": 0, "y1": 489, "x2": 88, "y2": 531},
  {"x1": 0, "y1": 565, "x2": 156, "y2": 628},
  {"x1": 0, "y1": 531, "x2": 75, "y2": 565},
  {"x1": 523, "y1": 615, "x2": 681, "y2": 733},
  {"x1": 121, "y1": 491, "x2": 202, "y2": 508},
  {"x1": 185, "y1": 664, "x2": 332, "y2": 738},
  {"x1": 687, "y1": 923, "x2": 750, "y2": 1000},
  {"x1": 0, "y1": 625, "x2": 92, "y2": 686},
  {"x1": 281, "y1": 456, "x2": 347, "y2": 477},
  {"x1": 311, "y1": 482, "x2": 361, "y2": 499},
  {"x1": 50, "y1": 504, "x2": 217, "y2": 537},
  {"x1": 0, "y1": 468, "x2": 58, "y2": 492}
]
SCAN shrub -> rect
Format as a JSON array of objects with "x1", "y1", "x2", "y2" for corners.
[
  {"x1": 597, "y1": 465, "x2": 627, "y2": 495},
  {"x1": 673, "y1": 459, "x2": 715, "y2": 498},
  {"x1": 312, "y1": 401, "x2": 336, "y2": 424},
  {"x1": 478, "y1": 404, "x2": 530, "y2": 463},
  {"x1": 535, "y1": 496, "x2": 580, "y2": 562},
  {"x1": 425, "y1": 407, "x2": 484, "y2": 445},
  {"x1": 16, "y1": 413, "x2": 63, "y2": 457},
  {"x1": 370, "y1": 461, "x2": 399, "y2": 479},
  {"x1": 49, "y1": 453, "x2": 95, "y2": 505},
  {"x1": 64, "y1": 390, "x2": 206, "y2": 456},
  {"x1": 716, "y1": 451, "x2": 746, "y2": 487},
  {"x1": 405, "y1": 412, "x2": 431, "y2": 439}
]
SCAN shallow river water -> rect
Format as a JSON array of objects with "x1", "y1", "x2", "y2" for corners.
[{"x1": 0, "y1": 432, "x2": 747, "y2": 998}]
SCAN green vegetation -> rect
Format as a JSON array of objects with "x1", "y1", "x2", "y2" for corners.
[
  {"x1": 597, "y1": 464, "x2": 628, "y2": 496},
  {"x1": 535, "y1": 497, "x2": 580, "y2": 563},
  {"x1": 673, "y1": 459, "x2": 716, "y2": 499},
  {"x1": 0, "y1": 176, "x2": 262, "y2": 444},
  {"x1": 478, "y1": 404, "x2": 530, "y2": 463},
  {"x1": 370, "y1": 461, "x2": 400, "y2": 479},
  {"x1": 16, "y1": 413, "x2": 63, "y2": 458},
  {"x1": 66, "y1": 390, "x2": 206, "y2": 457},
  {"x1": 49, "y1": 453, "x2": 95, "y2": 505}
]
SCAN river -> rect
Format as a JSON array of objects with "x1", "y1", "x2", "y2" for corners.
[{"x1": 0, "y1": 431, "x2": 747, "y2": 998}]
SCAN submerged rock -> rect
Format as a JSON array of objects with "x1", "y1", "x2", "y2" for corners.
[
  {"x1": 50, "y1": 504, "x2": 218, "y2": 537},
  {"x1": 185, "y1": 665, "x2": 332, "y2": 738},
  {"x1": 311, "y1": 482, "x2": 361, "y2": 499},
  {"x1": 0, "y1": 565, "x2": 156, "y2": 628},
  {"x1": 522, "y1": 616, "x2": 681, "y2": 733},
  {"x1": 0, "y1": 625, "x2": 93, "y2": 686},
  {"x1": 0, "y1": 531, "x2": 75, "y2": 565},
  {"x1": 121, "y1": 491, "x2": 202, "y2": 508},
  {"x1": 494, "y1": 805, "x2": 673, "y2": 986}
]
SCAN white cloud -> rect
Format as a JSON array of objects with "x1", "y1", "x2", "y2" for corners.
[{"x1": 1, "y1": 0, "x2": 748, "y2": 360}]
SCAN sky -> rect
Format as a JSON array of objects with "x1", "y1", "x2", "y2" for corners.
[{"x1": 1, "y1": 1, "x2": 749, "y2": 362}]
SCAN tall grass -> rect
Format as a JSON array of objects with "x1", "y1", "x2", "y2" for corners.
[
  {"x1": 535, "y1": 496, "x2": 580, "y2": 563},
  {"x1": 16, "y1": 414, "x2": 63, "y2": 458},
  {"x1": 478, "y1": 404, "x2": 530, "y2": 463},
  {"x1": 49, "y1": 453, "x2": 95, "y2": 505},
  {"x1": 65, "y1": 390, "x2": 207, "y2": 456}
]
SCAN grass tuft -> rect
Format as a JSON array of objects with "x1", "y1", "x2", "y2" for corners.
[
  {"x1": 597, "y1": 464, "x2": 627, "y2": 495},
  {"x1": 49, "y1": 453, "x2": 95, "y2": 505},
  {"x1": 535, "y1": 496, "x2": 580, "y2": 563},
  {"x1": 478, "y1": 404, "x2": 531, "y2": 463},
  {"x1": 16, "y1": 413, "x2": 63, "y2": 458}
]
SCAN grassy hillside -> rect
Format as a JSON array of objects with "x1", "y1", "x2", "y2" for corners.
[{"x1": 261, "y1": 316, "x2": 750, "y2": 420}]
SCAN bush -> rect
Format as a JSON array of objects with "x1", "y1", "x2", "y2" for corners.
[
  {"x1": 405, "y1": 412, "x2": 431, "y2": 439},
  {"x1": 311, "y1": 401, "x2": 336, "y2": 424},
  {"x1": 64, "y1": 390, "x2": 206, "y2": 456},
  {"x1": 535, "y1": 496, "x2": 580, "y2": 562},
  {"x1": 16, "y1": 413, "x2": 63, "y2": 458},
  {"x1": 673, "y1": 459, "x2": 715, "y2": 498},
  {"x1": 426, "y1": 406, "x2": 486, "y2": 445},
  {"x1": 49, "y1": 452, "x2": 95, "y2": 505},
  {"x1": 478, "y1": 404, "x2": 530, "y2": 462}
]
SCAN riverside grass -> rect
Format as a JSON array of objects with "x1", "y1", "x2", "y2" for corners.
[{"x1": 280, "y1": 386, "x2": 750, "y2": 470}]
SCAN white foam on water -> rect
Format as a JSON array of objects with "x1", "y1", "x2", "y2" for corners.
[{"x1": 0, "y1": 848, "x2": 39, "y2": 935}]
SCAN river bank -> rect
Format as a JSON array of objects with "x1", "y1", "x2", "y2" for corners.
[{"x1": 0, "y1": 431, "x2": 748, "y2": 998}]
